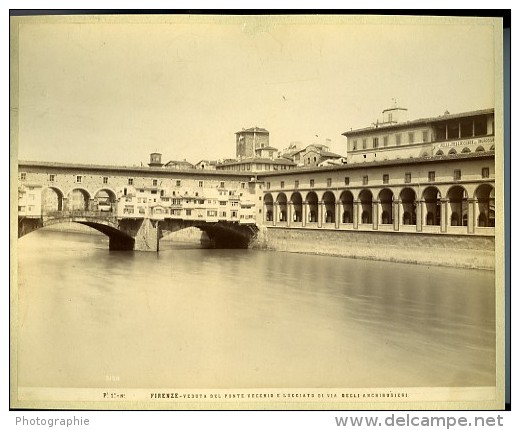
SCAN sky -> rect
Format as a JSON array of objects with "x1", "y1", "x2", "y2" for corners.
[{"x1": 15, "y1": 15, "x2": 498, "y2": 166}]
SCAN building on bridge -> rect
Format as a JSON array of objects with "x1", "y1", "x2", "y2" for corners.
[{"x1": 17, "y1": 161, "x2": 261, "y2": 225}]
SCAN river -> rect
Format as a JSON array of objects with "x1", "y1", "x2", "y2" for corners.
[{"x1": 16, "y1": 229, "x2": 496, "y2": 389}]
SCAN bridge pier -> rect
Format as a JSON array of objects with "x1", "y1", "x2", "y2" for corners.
[{"x1": 117, "y1": 218, "x2": 160, "y2": 252}]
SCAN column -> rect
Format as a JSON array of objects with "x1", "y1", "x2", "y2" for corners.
[
  {"x1": 273, "y1": 202, "x2": 278, "y2": 226},
  {"x1": 393, "y1": 200, "x2": 400, "y2": 231},
  {"x1": 335, "y1": 201, "x2": 341, "y2": 229},
  {"x1": 288, "y1": 202, "x2": 293, "y2": 227},
  {"x1": 62, "y1": 197, "x2": 69, "y2": 212},
  {"x1": 416, "y1": 200, "x2": 424, "y2": 232},
  {"x1": 440, "y1": 198, "x2": 448, "y2": 233},
  {"x1": 318, "y1": 202, "x2": 323, "y2": 228},
  {"x1": 88, "y1": 198, "x2": 95, "y2": 212},
  {"x1": 467, "y1": 198, "x2": 476, "y2": 234},
  {"x1": 372, "y1": 201, "x2": 379, "y2": 230},
  {"x1": 445, "y1": 124, "x2": 448, "y2": 140},
  {"x1": 353, "y1": 200, "x2": 360, "y2": 229},
  {"x1": 458, "y1": 121, "x2": 461, "y2": 139},
  {"x1": 302, "y1": 202, "x2": 308, "y2": 227}
]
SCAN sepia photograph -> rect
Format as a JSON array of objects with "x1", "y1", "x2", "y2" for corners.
[{"x1": 10, "y1": 12, "x2": 506, "y2": 410}]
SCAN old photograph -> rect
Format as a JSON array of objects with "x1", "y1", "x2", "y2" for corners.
[{"x1": 10, "y1": 13, "x2": 505, "y2": 410}]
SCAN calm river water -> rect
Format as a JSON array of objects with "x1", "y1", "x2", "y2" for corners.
[{"x1": 17, "y1": 229, "x2": 496, "y2": 389}]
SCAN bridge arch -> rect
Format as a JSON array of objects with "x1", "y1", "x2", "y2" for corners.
[
  {"x1": 339, "y1": 190, "x2": 354, "y2": 223},
  {"x1": 305, "y1": 191, "x2": 319, "y2": 223},
  {"x1": 474, "y1": 184, "x2": 494, "y2": 227},
  {"x1": 322, "y1": 191, "x2": 336, "y2": 223},
  {"x1": 67, "y1": 187, "x2": 92, "y2": 211},
  {"x1": 447, "y1": 185, "x2": 468, "y2": 226},
  {"x1": 290, "y1": 192, "x2": 303, "y2": 222},
  {"x1": 399, "y1": 187, "x2": 416, "y2": 225},
  {"x1": 358, "y1": 189, "x2": 373, "y2": 224},
  {"x1": 276, "y1": 192, "x2": 288, "y2": 222},
  {"x1": 422, "y1": 186, "x2": 441, "y2": 226},
  {"x1": 42, "y1": 186, "x2": 66, "y2": 213},
  {"x1": 378, "y1": 188, "x2": 394, "y2": 224},
  {"x1": 263, "y1": 193, "x2": 274, "y2": 222},
  {"x1": 19, "y1": 213, "x2": 135, "y2": 251},
  {"x1": 93, "y1": 187, "x2": 117, "y2": 200}
]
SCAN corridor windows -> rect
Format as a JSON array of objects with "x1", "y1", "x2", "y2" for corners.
[
  {"x1": 176, "y1": 180, "x2": 181, "y2": 187},
  {"x1": 422, "y1": 131, "x2": 429, "y2": 142},
  {"x1": 128, "y1": 178, "x2": 134, "y2": 185},
  {"x1": 310, "y1": 179, "x2": 315, "y2": 188},
  {"x1": 76, "y1": 175, "x2": 82, "y2": 183},
  {"x1": 428, "y1": 171, "x2": 436, "y2": 182},
  {"x1": 383, "y1": 136, "x2": 389, "y2": 147},
  {"x1": 382, "y1": 174, "x2": 389, "y2": 184},
  {"x1": 344, "y1": 177, "x2": 350, "y2": 186},
  {"x1": 373, "y1": 137, "x2": 379, "y2": 148},
  {"x1": 404, "y1": 172, "x2": 411, "y2": 183},
  {"x1": 396, "y1": 134, "x2": 401, "y2": 146},
  {"x1": 295, "y1": 180, "x2": 299, "y2": 189},
  {"x1": 362, "y1": 176, "x2": 368, "y2": 185},
  {"x1": 198, "y1": 181, "x2": 204, "y2": 188},
  {"x1": 152, "y1": 179, "x2": 158, "y2": 186},
  {"x1": 454, "y1": 169, "x2": 462, "y2": 180},
  {"x1": 280, "y1": 181, "x2": 285, "y2": 189},
  {"x1": 327, "y1": 178, "x2": 332, "y2": 187},
  {"x1": 408, "y1": 132, "x2": 415, "y2": 144},
  {"x1": 103, "y1": 176, "x2": 108, "y2": 184},
  {"x1": 266, "y1": 182, "x2": 271, "y2": 190},
  {"x1": 20, "y1": 172, "x2": 26, "y2": 181},
  {"x1": 482, "y1": 167, "x2": 490, "y2": 178},
  {"x1": 362, "y1": 139, "x2": 367, "y2": 149},
  {"x1": 220, "y1": 181, "x2": 225, "y2": 188},
  {"x1": 49, "y1": 174, "x2": 55, "y2": 182},
  {"x1": 352, "y1": 140, "x2": 357, "y2": 151}
]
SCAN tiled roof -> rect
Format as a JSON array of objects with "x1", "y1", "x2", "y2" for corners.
[
  {"x1": 256, "y1": 150, "x2": 495, "y2": 177},
  {"x1": 255, "y1": 146, "x2": 278, "y2": 151},
  {"x1": 217, "y1": 157, "x2": 296, "y2": 166},
  {"x1": 319, "y1": 151, "x2": 343, "y2": 158}
]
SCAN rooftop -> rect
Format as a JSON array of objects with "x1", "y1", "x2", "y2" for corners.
[
  {"x1": 343, "y1": 108, "x2": 494, "y2": 136},
  {"x1": 235, "y1": 127, "x2": 269, "y2": 134},
  {"x1": 256, "y1": 150, "x2": 495, "y2": 178},
  {"x1": 218, "y1": 157, "x2": 296, "y2": 166}
]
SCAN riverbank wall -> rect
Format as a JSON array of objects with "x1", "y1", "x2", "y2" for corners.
[{"x1": 254, "y1": 227, "x2": 495, "y2": 270}]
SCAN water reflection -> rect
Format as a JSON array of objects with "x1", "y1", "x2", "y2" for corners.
[{"x1": 17, "y1": 229, "x2": 495, "y2": 389}]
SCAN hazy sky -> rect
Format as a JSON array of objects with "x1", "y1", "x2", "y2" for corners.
[{"x1": 15, "y1": 15, "x2": 497, "y2": 166}]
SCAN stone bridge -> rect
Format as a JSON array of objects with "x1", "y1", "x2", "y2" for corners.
[{"x1": 18, "y1": 211, "x2": 259, "y2": 251}]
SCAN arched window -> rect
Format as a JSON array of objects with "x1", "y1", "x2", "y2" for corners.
[{"x1": 461, "y1": 147, "x2": 471, "y2": 153}]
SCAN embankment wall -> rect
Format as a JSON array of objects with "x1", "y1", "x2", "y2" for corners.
[{"x1": 254, "y1": 227, "x2": 495, "y2": 270}]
